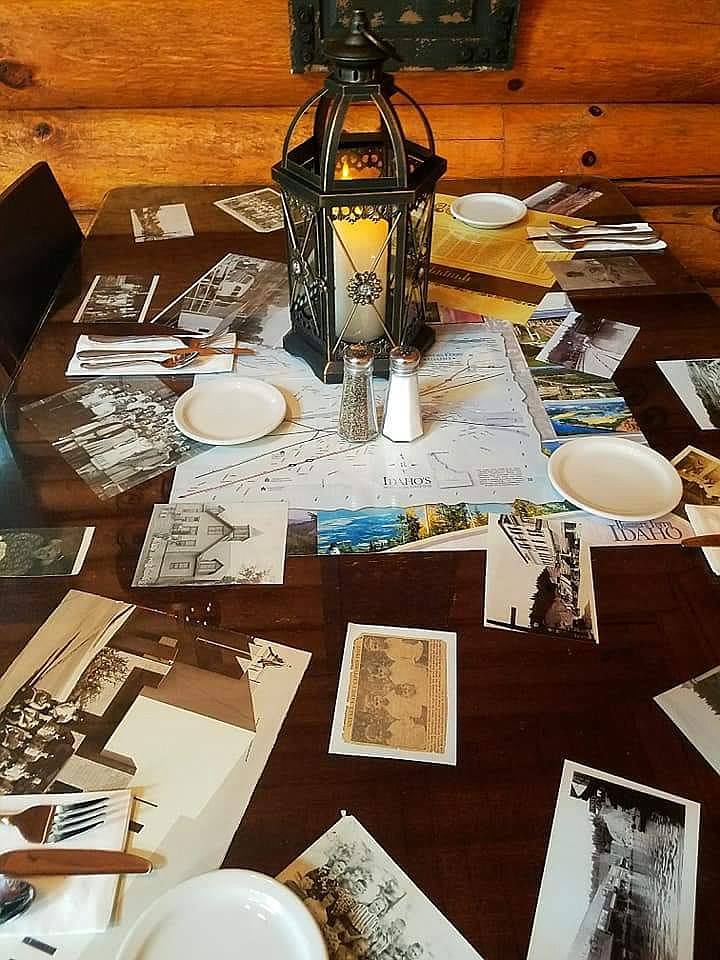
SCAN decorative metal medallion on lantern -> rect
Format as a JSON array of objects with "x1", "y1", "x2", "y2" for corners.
[{"x1": 272, "y1": 8, "x2": 447, "y2": 383}]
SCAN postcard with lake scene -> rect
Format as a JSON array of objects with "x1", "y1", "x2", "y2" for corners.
[
  {"x1": 527, "y1": 760, "x2": 700, "y2": 960},
  {"x1": 484, "y1": 514, "x2": 598, "y2": 643},
  {"x1": 278, "y1": 815, "x2": 483, "y2": 960},
  {"x1": 330, "y1": 623, "x2": 457, "y2": 765},
  {"x1": 655, "y1": 664, "x2": 720, "y2": 775}
]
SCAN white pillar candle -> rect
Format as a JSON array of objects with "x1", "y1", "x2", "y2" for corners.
[{"x1": 333, "y1": 216, "x2": 388, "y2": 343}]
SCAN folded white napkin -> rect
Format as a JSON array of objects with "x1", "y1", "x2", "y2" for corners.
[
  {"x1": 686, "y1": 505, "x2": 720, "y2": 575},
  {"x1": 0, "y1": 789, "x2": 132, "y2": 936},
  {"x1": 527, "y1": 222, "x2": 667, "y2": 255},
  {"x1": 66, "y1": 334, "x2": 237, "y2": 376}
]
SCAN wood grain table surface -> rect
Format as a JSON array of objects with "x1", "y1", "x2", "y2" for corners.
[{"x1": 1, "y1": 177, "x2": 719, "y2": 959}]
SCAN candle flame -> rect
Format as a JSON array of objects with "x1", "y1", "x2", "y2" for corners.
[{"x1": 341, "y1": 160, "x2": 351, "y2": 180}]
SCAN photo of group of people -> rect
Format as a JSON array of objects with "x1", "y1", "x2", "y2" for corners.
[
  {"x1": 22, "y1": 378, "x2": 200, "y2": 499},
  {"x1": 278, "y1": 816, "x2": 480, "y2": 960}
]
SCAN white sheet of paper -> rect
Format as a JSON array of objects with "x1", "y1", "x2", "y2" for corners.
[{"x1": 329, "y1": 622, "x2": 457, "y2": 765}]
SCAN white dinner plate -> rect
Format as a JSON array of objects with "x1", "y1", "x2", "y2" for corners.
[
  {"x1": 548, "y1": 436, "x2": 683, "y2": 521},
  {"x1": 117, "y1": 870, "x2": 328, "y2": 960},
  {"x1": 450, "y1": 193, "x2": 527, "y2": 229},
  {"x1": 173, "y1": 378, "x2": 286, "y2": 444}
]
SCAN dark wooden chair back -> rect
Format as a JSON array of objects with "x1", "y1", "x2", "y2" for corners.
[{"x1": 0, "y1": 162, "x2": 83, "y2": 383}]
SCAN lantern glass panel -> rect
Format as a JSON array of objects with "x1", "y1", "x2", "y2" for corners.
[
  {"x1": 333, "y1": 102, "x2": 396, "y2": 182},
  {"x1": 330, "y1": 202, "x2": 397, "y2": 345}
]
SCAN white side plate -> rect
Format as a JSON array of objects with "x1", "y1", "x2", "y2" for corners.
[
  {"x1": 173, "y1": 378, "x2": 286, "y2": 444},
  {"x1": 548, "y1": 436, "x2": 683, "y2": 521},
  {"x1": 450, "y1": 193, "x2": 527, "y2": 229},
  {"x1": 117, "y1": 870, "x2": 328, "y2": 960}
]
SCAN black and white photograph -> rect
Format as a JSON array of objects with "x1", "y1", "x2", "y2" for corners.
[
  {"x1": 72, "y1": 274, "x2": 160, "y2": 323},
  {"x1": 537, "y1": 313, "x2": 640, "y2": 379},
  {"x1": 277, "y1": 814, "x2": 482, "y2": 960},
  {"x1": 132, "y1": 501, "x2": 288, "y2": 587},
  {"x1": 527, "y1": 760, "x2": 700, "y2": 960},
  {"x1": 129, "y1": 202, "x2": 194, "y2": 242},
  {"x1": 657, "y1": 358, "x2": 720, "y2": 429},
  {"x1": 655, "y1": 664, "x2": 720, "y2": 775},
  {"x1": 22, "y1": 378, "x2": 201, "y2": 500},
  {"x1": 214, "y1": 188, "x2": 285, "y2": 232},
  {"x1": 523, "y1": 181, "x2": 603, "y2": 216},
  {"x1": 484, "y1": 514, "x2": 598, "y2": 643},
  {"x1": 151, "y1": 253, "x2": 290, "y2": 347},
  {"x1": 0, "y1": 527, "x2": 94, "y2": 577},
  {"x1": 550, "y1": 257, "x2": 654, "y2": 291}
]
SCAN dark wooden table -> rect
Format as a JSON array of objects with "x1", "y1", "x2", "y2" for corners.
[{"x1": 1, "y1": 177, "x2": 719, "y2": 959}]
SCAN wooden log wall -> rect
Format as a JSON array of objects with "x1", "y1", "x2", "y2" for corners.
[{"x1": 1, "y1": 0, "x2": 719, "y2": 296}]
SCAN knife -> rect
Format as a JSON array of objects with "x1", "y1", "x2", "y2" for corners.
[
  {"x1": 0, "y1": 848, "x2": 153, "y2": 877},
  {"x1": 681, "y1": 534, "x2": 720, "y2": 548},
  {"x1": 528, "y1": 232, "x2": 659, "y2": 243},
  {"x1": 77, "y1": 347, "x2": 255, "y2": 359}
]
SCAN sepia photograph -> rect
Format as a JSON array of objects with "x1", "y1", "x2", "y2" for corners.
[
  {"x1": 278, "y1": 815, "x2": 481, "y2": 960},
  {"x1": 484, "y1": 514, "x2": 598, "y2": 643},
  {"x1": 151, "y1": 253, "x2": 290, "y2": 347},
  {"x1": 132, "y1": 501, "x2": 288, "y2": 587},
  {"x1": 527, "y1": 760, "x2": 700, "y2": 960},
  {"x1": 550, "y1": 256, "x2": 654, "y2": 291},
  {"x1": 72, "y1": 274, "x2": 160, "y2": 323},
  {"x1": 657, "y1": 358, "x2": 720, "y2": 429},
  {"x1": 129, "y1": 202, "x2": 194, "y2": 242},
  {"x1": 330, "y1": 623, "x2": 456, "y2": 765},
  {"x1": 655, "y1": 663, "x2": 720, "y2": 775},
  {"x1": 22, "y1": 378, "x2": 201, "y2": 500},
  {"x1": 214, "y1": 188, "x2": 285, "y2": 232},
  {"x1": 671, "y1": 445, "x2": 720, "y2": 516},
  {"x1": 523, "y1": 181, "x2": 603, "y2": 216},
  {"x1": 537, "y1": 314, "x2": 640, "y2": 379},
  {"x1": 0, "y1": 527, "x2": 94, "y2": 577}
]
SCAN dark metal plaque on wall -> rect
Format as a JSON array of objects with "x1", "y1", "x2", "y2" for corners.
[{"x1": 289, "y1": 0, "x2": 521, "y2": 73}]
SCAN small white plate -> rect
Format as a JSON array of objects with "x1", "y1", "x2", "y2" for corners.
[
  {"x1": 173, "y1": 378, "x2": 286, "y2": 444},
  {"x1": 117, "y1": 870, "x2": 328, "y2": 960},
  {"x1": 450, "y1": 193, "x2": 527, "y2": 229},
  {"x1": 548, "y1": 436, "x2": 683, "y2": 521}
]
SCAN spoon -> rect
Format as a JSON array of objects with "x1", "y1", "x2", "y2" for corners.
[
  {"x1": 80, "y1": 352, "x2": 199, "y2": 370},
  {"x1": 0, "y1": 876, "x2": 35, "y2": 925}
]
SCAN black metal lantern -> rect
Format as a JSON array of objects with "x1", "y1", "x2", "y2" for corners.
[{"x1": 272, "y1": 9, "x2": 447, "y2": 383}]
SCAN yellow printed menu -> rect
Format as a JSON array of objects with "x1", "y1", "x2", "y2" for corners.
[{"x1": 431, "y1": 194, "x2": 593, "y2": 288}]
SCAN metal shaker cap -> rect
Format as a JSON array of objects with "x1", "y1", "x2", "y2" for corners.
[
  {"x1": 389, "y1": 345, "x2": 420, "y2": 374},
  {"x1": 343, "y1": 342, "x2": 375, "y2": 371}
]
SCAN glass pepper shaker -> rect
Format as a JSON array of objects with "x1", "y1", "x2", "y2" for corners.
[
  {"x1": 382, "y1": 346, "x2": 423, "y2": 442},
  {"x1": 338, "y1": 343, "x2": 379, "y2": 442}
]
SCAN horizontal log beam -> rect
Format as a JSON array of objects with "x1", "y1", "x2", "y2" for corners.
[{"x1": 1, "y1": 0, "x2": 720, "y2": 108}]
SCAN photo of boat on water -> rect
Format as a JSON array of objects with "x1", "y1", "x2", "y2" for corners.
[
  {"x1": 544, "y1": 398, "x2": 640, "y2": 437},
  {"x1": 528, "y1": 760, "x2": 700, "y2": 960}
]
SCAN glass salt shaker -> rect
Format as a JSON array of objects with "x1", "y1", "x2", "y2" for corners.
[
  {"x1": 382, "y1": 346, "x2": 423, "y2": 442},
  {"x1": 338, "y1": 343, "x2": 379, "y2": 442}
]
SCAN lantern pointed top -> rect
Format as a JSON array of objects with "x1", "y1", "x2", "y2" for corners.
[{"x1": 323, "y1": 9, "x2": 400, "y2": 78}]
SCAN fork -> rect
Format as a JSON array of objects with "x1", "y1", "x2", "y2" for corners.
[
  {"x1": 0, "y1": 795, "x2": 108, "y2": 844},
  {"x1": 549, "y1": 220, "x2": 648, "y2": 234},
  {"x1": 80, "y1": 352, "x2": 199, "y2": 370}
]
